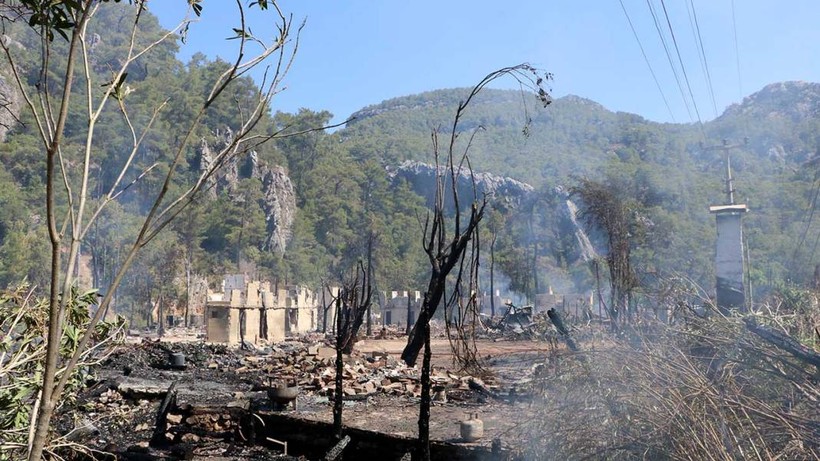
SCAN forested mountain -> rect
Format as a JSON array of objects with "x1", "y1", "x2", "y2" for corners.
[
  {"x1": 338, "y1": 81, "x2": 820, "y2": 298},
  {"x1": 1, "y1": 4, "x2": 818, "y2": 323}
]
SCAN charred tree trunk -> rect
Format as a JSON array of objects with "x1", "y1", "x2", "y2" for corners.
[
  {"x1": 592, "y1": 260, "x2": 616, "y2": 330},
  {"x1": 402, "y1": 64, "x2": 551, "y2": 365},
  {"x1": 150, "y1": 382, "x2": 178, "y2": 448},
  {"x1": 402, "y1": 275, "x2": 446, "y2": 366},
  {"x1": 333, "y1": 297, "x2": 344, "y2": 441},
  {"x1": 366, "y1": 234, "x2": 373, "y2": 337},
  {"x1": 744, "y1": 317, "x2": 820, "y2": 370},
  {"x1": 490, "y1": 233, "x2": 496, "y2": 317},
  {"x1": 157, "y1": 292, "x2": 164, "y2": 338},
  {"x1": 417, "y1": 321, "x2": 432, "y2": 461},
  {"x1": 323, "y1": 304, "x2": 330, "y2": 334},
  {"x1": 337, "y1": 262, "x2": 373, "y2": 354},
  {"x1": 184, "y1": 259, "x2": 191, "y2": 328},
  {"x1": 405, "y1": 294, "x2": 412, "y2": 335},
  {"x1": 547, "y1": 308, "x2": 580, "y2": 353}
]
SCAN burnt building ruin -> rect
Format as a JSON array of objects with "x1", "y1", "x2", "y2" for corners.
[{"x1": 205, "y1": 275, "x2": 319, "y2": 346}]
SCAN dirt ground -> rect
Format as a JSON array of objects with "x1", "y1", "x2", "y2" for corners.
[
  {"x1": 355, "y1": 338, "x2": 555, "y2": 367},
  {"x1": 298, "y1": 337, "x2": 554, "y2": 443}
]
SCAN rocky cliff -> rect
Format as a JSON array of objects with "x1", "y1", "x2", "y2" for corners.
[
  {"x1": 0, "y1": 34, "x2": 26, "y2": 143},
  {"x1": 257, "y1": 161, "x2": 295, "y2": 254},
  {"x1": 390, "y1": 160, "x2": 534, "y2": 209},
  {"x1": 0, "y1": 73, "x2": 21, "y2": 143},
  {"x1": 199, "y1": 133, "x2": 296, "y2": 255},
  {"x1": 720, "y1": 81, "x2": 820, "y2": 123}
]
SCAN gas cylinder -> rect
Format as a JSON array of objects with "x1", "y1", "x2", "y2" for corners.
[{"x1": 460, "y1": 413, "x2": 484, "y2": 442}]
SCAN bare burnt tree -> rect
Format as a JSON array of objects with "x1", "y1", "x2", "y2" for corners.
[
  {"x1": 443, "y1": 221, "x2": 483, "y2": 373},
  {"x1": 571, "y1": 178, "x2": 642, "y2": 327},
  {"x1": 321, "y1": 280, "x2": 330, "y2": 334},
  {"x1": 337, "y1": 261, "x2": 373, "y2": 354},
  {"x1": 332, "y1": 262, "x2": 373, "y2": 441},
  {"x1": 401, "y1": 64, "x2": 552, "y2": 461}
]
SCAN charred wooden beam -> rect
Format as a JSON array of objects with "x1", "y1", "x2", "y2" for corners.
[
  {"x1": 150, "y1": 381, "x2": 178, "y2": 447},
  {"x1": 328, "y1": 392, "x2": 372, "y2": 402},
  {"x1": 547, "y1": 308, "x2": 580, "y2": 352},
  {"x1": 467, "y1": 377, "x2": 500, "y2": 401},
  {"x1": 743, "y1": 317, "x2": 820, "y2": 370},
  {"x1": 251, "y1": 411, "x2": 502, "y2": 460},
  {"x1": 324, "y1": 434, "x2": 351, "y2": 461}
]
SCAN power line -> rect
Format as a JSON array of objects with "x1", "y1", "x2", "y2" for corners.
[
  {"x1": 791, "y1": 177, "x2": 820, "y2": 271},
  {"x1": 686, "y1": 0, "x2": 718, "y2": 118},
  {"x1": 727, "y1": 0, "x2": 752, "y2": 140},
  {"x1": 645, "y1": 0, "x2": 694, "y2": 123},
  {"x1": 618, "y1": 0, "x2": 676, "y2": 122},
  {"x1": 658, "y1": 0, "x2": 705, "y2": 130},
  {"x1": 730, "y1": 0, "x2": 743, "y2": 100}
]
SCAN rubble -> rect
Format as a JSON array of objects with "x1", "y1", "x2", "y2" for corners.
[{"x1": 55, "y1": 332, "x2": 550, "y2": 460}]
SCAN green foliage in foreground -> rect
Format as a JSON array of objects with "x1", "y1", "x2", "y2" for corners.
[{"x1": 0, "y1": 286, "x2": 125, "y2": 459}]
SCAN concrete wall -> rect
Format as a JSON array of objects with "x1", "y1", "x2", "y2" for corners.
[
  {"x1": 241, "y1": 308, "x2": 261, "y2": 344},
  {"x1": 382, "y1": 290, "x2": 422, "y2": 327},
  {"x1": 206, "y1": 302, "x2": 231, "y2": 343},
  {"x1": 536, "y1": 292, "x2": 594, "y2": 315},
  {"x1": 295, "y1": 307, "x2": 316, "y2": 333},
  {"x1": 266, "y1": 308, "x2": 286, "y2": 343},
  {"x1": 207, "y1": 305, "x2": 266, "y2": 345},
  {"x1": 715, "y1": 212, "x2": 746, "y2": 308}
]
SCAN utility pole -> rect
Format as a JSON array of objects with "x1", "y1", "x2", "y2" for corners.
[{"x1": 704, "y1": 138, "x2": 750, "y2": 312}]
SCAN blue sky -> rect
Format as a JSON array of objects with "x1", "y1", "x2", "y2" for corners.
[{"x1": 148, "y1": 1, "x2": 820, "y2": 125}]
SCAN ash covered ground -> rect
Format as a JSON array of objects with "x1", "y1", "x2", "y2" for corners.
[{"x1": 58, "y1": 325, "x2": 556, "y2": 460}]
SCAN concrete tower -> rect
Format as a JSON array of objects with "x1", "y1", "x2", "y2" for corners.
[{"x1": 709, "y1": 145, "x2": 748, "y2": 311}]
